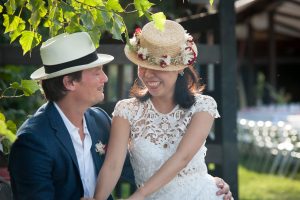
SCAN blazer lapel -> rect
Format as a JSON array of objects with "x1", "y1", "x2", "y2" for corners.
[
  {"x1": 46, "y1": 102, "x2": 80, "y2": 172},
  {"x1": 85, "y1": 111, "x2": 103, "y2": 173}
]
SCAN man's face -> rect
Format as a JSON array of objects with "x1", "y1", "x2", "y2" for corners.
[{"x1": 73, "y1": 65, "x2": 108, "y2": 106}]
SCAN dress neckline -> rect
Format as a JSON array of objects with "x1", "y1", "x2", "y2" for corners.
[{"x1": 148, "y1": 99, "x2": 179, "y2": 115}]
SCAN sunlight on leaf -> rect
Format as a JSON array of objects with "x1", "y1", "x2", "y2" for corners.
[
  {"x1": 106, "y1": 0, "x2": 124, "y2": 12},
  {"x1": 3, "y1": 14, "x2": 24, "y2": 33},
  {"x1": 0, "y1": 119, "x2": 17, "y2": 143},
  {"x1": 0, "y1": 5, "x2": 3, "y2": 13},
  {"x1": 0, "y1": 113, "x2": 5, "y2": 121},
  {"x1": 10, "y1": 82, "x2": 20, "y2": 89},
  {"x1": 9, "y1": 19, "x2": 26, "y2": 43},
  {"x1": 4, "y1": 0, "x2": 16, "y2": 15},
  {"x1": 20, "y1": 31, "x2": 42, "y2": 55},
  {"x1": 134, "y1": 0, "x2": 154, "y2": 17},
  {"x1": 152, "y1": 12, "x2": 166, "y2": 31},
  {"x1": 6, "y1": 120, "x2": 17, "y2": 134},
  {"x1": 21, "y1": 80, "x2": 40, "y2": 96}
]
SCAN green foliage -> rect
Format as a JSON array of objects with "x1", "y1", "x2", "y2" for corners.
[
  {"x1": 256, "y1": 71, "x2": 291, "y2": 105},
  {"x1": 239, "y1": 165, "x2": 300, "y2": 200},
  {"x1": 0, "y1": 112, "x2": 17, "y2": 153},
  {"x1": 0, "y1": 65, "x2": 43, "y2": 154},
  {"x1": 1, "y1": 0, "x2": 166, "y2": 55}
]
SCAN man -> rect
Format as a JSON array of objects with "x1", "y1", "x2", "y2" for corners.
[{"x1": 8, "y1": 32, "x2": 232, "y2": 199}]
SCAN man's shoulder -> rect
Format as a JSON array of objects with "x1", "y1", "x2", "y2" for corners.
[
  {"x1": 86, "y1": 106, "x2": 112, "y2": 128},
  {"x1": 17, "y1": 103, "x2": 51, "y2": 136},
  {"x1": 87, "y1": 107, "x2": 111, "y2": 120}
]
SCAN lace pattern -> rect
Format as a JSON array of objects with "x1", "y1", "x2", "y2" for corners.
[{"x1": 112, "y1": 94, "x2": 222, "y2": 200}]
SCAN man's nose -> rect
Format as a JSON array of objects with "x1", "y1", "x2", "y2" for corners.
[{"x1": 100, "y1": 71, "x2": 108, "y2": 83}]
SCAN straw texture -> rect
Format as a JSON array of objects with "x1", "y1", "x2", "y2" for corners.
[{"x1": 124, "y1": 20, "x2": 197, "y2": 71}]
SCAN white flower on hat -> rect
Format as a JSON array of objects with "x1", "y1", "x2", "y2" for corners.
[
  {"x1": 137, "y1": 47, "x2": 148, "y2": 60},
  {"x1": 129, "y1": 37, "x2": 138, "y2": 47},
  {"x1": 159, "y1": 55, "x2": 171, "y2": 68},
  {"x1": 184, "y1": 32, "x2": 194, "y2": 43},
  {"x1": 181, "y1": 44, "x2": 197, "y2": 65}
]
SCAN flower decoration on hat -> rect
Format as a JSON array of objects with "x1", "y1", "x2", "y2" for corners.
[
  {"x1": 128, "y1": 29, "x2": 197, "y2": 69},
  {"x1": 95, "y1": 141, "x2": 107, "y2": 155}
]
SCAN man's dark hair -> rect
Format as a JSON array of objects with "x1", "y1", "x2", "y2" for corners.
[
  {"x1": 41, "y1": 71, "x2": 82, "y2": 102},
  {"x1": 129, "y1": 66, "x2": 205, "y2": 109}
]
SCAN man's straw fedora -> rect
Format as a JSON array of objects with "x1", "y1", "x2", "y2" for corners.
[{"x1": 31, "y1": 32, "x2": 114, "y2": 80}]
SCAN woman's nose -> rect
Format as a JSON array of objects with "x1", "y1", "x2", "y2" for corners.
[{"x1": 144, "y1": 68, "x2": 155, "y2": 77}]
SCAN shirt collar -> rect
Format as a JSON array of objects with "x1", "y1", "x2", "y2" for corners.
[{"x1": 54, "y1": 102, "x2": 89, "y2": 136}]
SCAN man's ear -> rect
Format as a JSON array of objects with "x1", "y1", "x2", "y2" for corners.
[{"x1": 63, "y1": 76, "x2": 76, "y2": 91}]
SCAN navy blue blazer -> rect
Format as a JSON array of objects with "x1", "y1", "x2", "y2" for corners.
[{"x1": 8, "y1": 102, "x2": 134, "y2": 200}]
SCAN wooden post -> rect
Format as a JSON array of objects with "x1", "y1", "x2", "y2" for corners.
[
  {"x1": 268, "y1": 10, "x2": 277, "y2": 90},
  {"x1": 218, "y1": 0, "x2": 239, "y2": 198}
]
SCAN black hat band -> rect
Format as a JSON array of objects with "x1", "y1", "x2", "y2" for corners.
[{"x1": 44, "y1": 51, "x2": 98, "y2": 74}]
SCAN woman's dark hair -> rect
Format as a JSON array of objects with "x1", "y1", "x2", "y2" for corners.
[
  {"x1": 41, "y1": 71, "x2": 82, "y2": 102},
  {"x1": 129, "y1": 66, "x2": 205, "y2": 109}
]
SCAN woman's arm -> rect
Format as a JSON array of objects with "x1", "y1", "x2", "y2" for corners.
[
  {"x1": 128, "y1": 111, "x2": 214, "y2": 199},
  {"x1": 94, "y1": 116, "x2": 131, "y2": 200}
]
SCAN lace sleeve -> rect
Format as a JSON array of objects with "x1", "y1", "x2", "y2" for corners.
[
  {"x1": 112, "y1": 99, "x2": 130, "y2": 120},
  {"x1": 193, "y1": 95, "x2": 220, "y2": 118}
]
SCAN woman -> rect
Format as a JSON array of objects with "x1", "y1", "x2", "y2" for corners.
[{"x1": 94, "y1": 20, "x2": 230, "y2": 200}]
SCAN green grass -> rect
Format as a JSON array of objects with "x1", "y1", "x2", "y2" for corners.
[{"x1": 239, "y1": 165, "x2": 300, "y2": 200}]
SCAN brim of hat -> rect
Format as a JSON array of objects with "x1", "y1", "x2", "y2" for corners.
[
  {"x1": 30, "y1": 54, "x2": 114, "y2": 80},
  {"x1": 124, "y1": 45, "x2": 187, "y2": 71}
]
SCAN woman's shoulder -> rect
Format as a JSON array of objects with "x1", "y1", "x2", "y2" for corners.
[
  {"x1": 113, "y1": 98, "x2": 142, "y2": 119},
  {"x1": 193, "y1": 94, "x2": 220, "y2": 118},
  {"x1": 194, "y1": 94, "x2": 217, "y2": 105},
  {"x1": 116, "y1": 97, "x2": 139, "y2": 107}
]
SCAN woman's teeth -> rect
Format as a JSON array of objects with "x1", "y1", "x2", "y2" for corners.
[{"x1": 147, "y1": 82, "x2": 159, "y2": 87}]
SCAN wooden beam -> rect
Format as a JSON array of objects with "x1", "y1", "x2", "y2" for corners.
[
  {"x1": 286, "y1": 0, "x2": 300, "y2": 7},
  {"x1": 236, "y1": 0, "x2": 285, "y2": 23},
  {"x1": 0, "y1": 44, "x2": 220, "y2": 66},
  {"x1": 276, "y1": 11, "x2": 300, "y2": 21},
  {"x1": 177, "y1": 13, "x2": 218, "y2": 33},
  {"x1": 275, "y1": 20, "x2": 300, "y2": 35},
  {"x1": 240, "y1": 57, "x2": 300, "y2": 65}
]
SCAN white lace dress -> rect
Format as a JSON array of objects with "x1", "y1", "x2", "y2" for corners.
[{"x1": 112, "y1": 94, "x2": 223, "y2": 200}]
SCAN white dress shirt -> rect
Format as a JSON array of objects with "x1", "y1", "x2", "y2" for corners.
[{"x1": 54, "y1": 103, "x2": 97, "y2": 198}]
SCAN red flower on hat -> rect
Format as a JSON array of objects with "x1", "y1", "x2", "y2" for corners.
[
  {"x1": 134, "y1": 28, "x2": 142, "y2": 37},
  {"x1": 185, "y1": 47, "x2": 197, "y2": 65},
  {"x1": 159, "y1": 55, "x2": 171, "y2": 68}
]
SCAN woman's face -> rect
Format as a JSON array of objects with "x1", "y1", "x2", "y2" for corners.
[{"x1": 138, "y1": 66, "x2": 179, "y2": 98}]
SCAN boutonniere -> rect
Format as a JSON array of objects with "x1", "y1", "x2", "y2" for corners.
[{"x1": 95, "y1": 141, "x2": 107, "y2": 155}]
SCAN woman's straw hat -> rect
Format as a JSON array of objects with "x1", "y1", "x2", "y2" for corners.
[
  {"x1": 124, "y1": 20, "x2": 197, "y2": 71},
  {"x1": 31, "y1": 32, "x2": 114, "y2": 80}
]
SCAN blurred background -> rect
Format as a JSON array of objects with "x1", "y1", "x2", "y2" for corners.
[{"x1": 1, "y1": 0, "x2": 300, "y2": 199}]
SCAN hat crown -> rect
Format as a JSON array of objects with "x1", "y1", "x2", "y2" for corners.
[
  {"x1": 40, "y1": 32, "x2": 96, "y2": 65},
  {"x1": 124, "y1": 20, "x2": 197, "y2": 71},
  {"x1": 140, "y1": 20, "x2": 185, "y2": 57}
]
